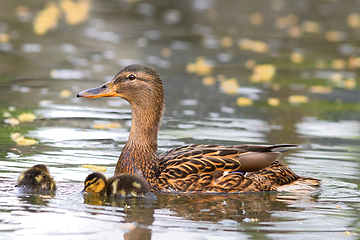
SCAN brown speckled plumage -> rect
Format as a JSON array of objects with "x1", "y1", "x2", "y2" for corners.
[{"x1": 77, "y1": 64, "x2": 321, "y2": 193}]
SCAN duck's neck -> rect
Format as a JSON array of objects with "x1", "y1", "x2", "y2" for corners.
[{"x1": 115, "y1": 99, "x2": 164, "y2": 183}]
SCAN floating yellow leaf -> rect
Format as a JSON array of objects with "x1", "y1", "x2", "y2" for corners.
[
  {"x1": 245, "y1": 59, "x2": 256, "y2": 69},
  {"x1": 186, "y1": 57, "x2": 213, "y2": 76},
  {"x1": 220, "y1": 78, "x2": 239, "y2": 95},
  {"x1": 288, "y1": 95, "x2": 308, "y2": 104},
  {"x1": 81, "y1": 164, "x2": 107, "y2": 172},
  {"x1": 239, "y1": 39, "x2": 269, "y2": 54},
  {"x1": 3, "y1": 112, "x2": 11, "y2": 118},
  {"x1": 325, "y1": 30, "x2": 345, "y2": 42},
  {"x1": 93, "y1": 122, "x2": 122, "y2": 129},
  {"x1": 202, "y1": 76, "x2": 215, "y2": 86},
  {"x1": 287, "y1": 25, "x2": 303, "y2": 38},
  {"x1": 267, "y1": 98, "x2": 280, "y2": 107},
  {"x1": 220, "y1": 36, "x2": 233, "y2": 48},
  {"x1": 16, "y1": 136, "x2": 38, "y2": 146},
  {"x1": 60, "y1": 0, "x2": 91, "y2": 26},
  {"x1": 347, "y1": 13, "x2": 360, "y2": 29},
  {"x1": 18, "y1": 113, "x2": 36, "y2": 122},
  {"x1": 343, "y1": 78, "x2": 356, "y2": 89},
  {"x1": 60, "y1": 89, "x2": 71, "y2": 98},
  {"x1": 309, "y1": 85, "x2": 333, "y2": 94},
  {"x1": 0, "y1": 33, "x2": 9, "y2": 43},
  {"x1": 291, "y1": 52, "x2": 304, "y2": 63},
  {"x1": 11, "y1": 133, "x2": 37, "y2": 146},
  {"x1": 348, "y1": 56, "x2": 360, "y2": 69},
  {"x1": 302, "y1": 21, "x2": 321, "y2": 33},
  {"x1": 236, "y1": 97, "x2": 253, "y2": 107},
  {"x1": 4, "y1": 118, "x2": 20, "y2": 126},
  {"x1": 33, "y1": 2, "x2": 61, "y2": 35},
  {"x1": 249, "y1": 64, "x2": 276, "y2": 83},
  {"x1": 249, "y1": 13, "x2": 263, "y2": 26},
  {"x1": 331, "y1": 59, "x2": 346, "y2": 70}
]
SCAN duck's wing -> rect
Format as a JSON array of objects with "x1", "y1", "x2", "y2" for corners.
[
  {"x1": 159, "y1": 144, "x2": 297, "y2": 175},
  {"x1": 157, "y1": 144, "x2": 297, "y2": 192}
]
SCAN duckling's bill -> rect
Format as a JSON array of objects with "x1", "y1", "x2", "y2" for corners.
[{"x1": 77, "y1": 81, "x2": 117, "y2": 98}]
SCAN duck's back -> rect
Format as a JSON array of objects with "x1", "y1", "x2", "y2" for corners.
[{"x1": 156, "y1": 144, "x2": 319, "y2": 192}]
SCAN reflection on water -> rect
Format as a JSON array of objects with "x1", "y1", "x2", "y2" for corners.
[{"x1": 0, "y1": 0, "x2": 360, "y2": 239}]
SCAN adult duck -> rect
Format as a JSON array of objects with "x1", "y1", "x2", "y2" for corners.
[{"x1": 77, "y1": 65, "x2": 320, "y2": 193}]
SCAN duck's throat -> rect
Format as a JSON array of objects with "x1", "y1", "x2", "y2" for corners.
[{"x1": 115, "y1": 103, "x2": 162, "y2": 181}]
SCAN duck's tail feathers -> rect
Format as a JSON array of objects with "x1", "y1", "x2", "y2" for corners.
[{"x1": 266, "y1": 144, "x2": 298, "y2": 153}]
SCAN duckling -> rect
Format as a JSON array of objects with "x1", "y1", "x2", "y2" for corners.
[
  {"x1": 16, "y1": 164, "x2": 56, "y2": 192},
  {"x1": 83, "y1": 172, "x2": 150, "y2": 198}
]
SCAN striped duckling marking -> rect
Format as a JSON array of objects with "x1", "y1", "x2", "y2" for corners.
[
  {"x1": 16, "y1": 164, "x2": 56, "y2": 192},
  {"x1": 82, "y1": 172, "x2": 150, "y2": 198}
]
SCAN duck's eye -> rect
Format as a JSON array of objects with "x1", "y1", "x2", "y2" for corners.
[
  {"x1": 128, "y1": 74, "x2": 136, "y2": 80},
  {"x1": 101, "y1": 85, "x2": 107, "y2": 89}
]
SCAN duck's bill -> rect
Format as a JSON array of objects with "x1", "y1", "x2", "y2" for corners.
[{"x1": 77, "y1": 82, "x2": 118, "y2": 98}]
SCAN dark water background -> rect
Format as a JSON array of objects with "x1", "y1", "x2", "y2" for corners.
[{"x1": 0, "y1": 0, "x2": 360, "y2": 239}]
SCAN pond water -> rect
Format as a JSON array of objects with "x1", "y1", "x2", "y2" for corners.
[{"x1": 0, "y1": 0, "x2": 360, "y2": 239}]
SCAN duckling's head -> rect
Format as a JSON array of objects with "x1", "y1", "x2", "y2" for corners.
[
  {"x1": 31, "y1": 164, "x2": 50, "y2": 175},
  {"x1": 83, "y1": 172, "x2": 107, "y2": 195},
  {"x1": 77, "y1": 64, "x2": 164, "y2": 108}
]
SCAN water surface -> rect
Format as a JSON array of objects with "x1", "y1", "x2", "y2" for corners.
[{"x1": 0, "y1": 0, "x2": 360, "y2": 239}]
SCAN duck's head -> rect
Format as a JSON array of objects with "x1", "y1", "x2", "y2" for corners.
[
  {"x1": 31, "y1": 164, "x2": 50, "y2": 175},
  {"x1": 82, "y1": 172, "x2": 107, "y2": 194},
  {"x1": 77, "y1": 64, "x2": 164, "y2": 108}
]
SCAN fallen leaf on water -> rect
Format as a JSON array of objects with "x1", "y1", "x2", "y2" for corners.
[
  {"x1": 220, "y1": 36, "x2": 233, "y2": 48},
  {"x1": 347, "y1": 13, "x2": 360, "y2": 29},
  {"x1": 331, "y1": 59, "x2": 346, "y2": 70},
  {"x1": 202, "y1": 76, "x2": 215, "y2": 86},
  {"x1": 4, "y1": 118, "x2": 20, "y2": 126},
  {"x1": 60, "y1": 90, "x2": 72, "y2": 98},
  {"x1": 81, "y1": 165, "x2": 107, "y2": 172},
  {"x1": 186, "y1": 56, "x2": 213, "y2": 76},
  {"x1": 309, "y1": 85, "x2": 333, "y2": 94},
  {"x1": 18, "y1": 113, "x2": 36, "y2": 122},
  {"x1": 267, "y1": 98, "x2": 280, "y2": 107},
  {"x1": 302, "y1": 21, "x2": 321, "y2": 33},
  {"x1": 245, "y1": 59, "x2": 256, "y2": 69},
  {"x1": 343, "y1": 78, "x2": 356, "y2": 89},
  {"x1": 220, "y1": 78, "x2": 239, "y2": 95},
  {"x1": 11, "y1": 133, "x2": 38, "y2": 146},
  {"x1": 291, "y1": 52, "x2": 304, "y2": 63},
  {"x1": 249, "y1": 64, "x2": 276, "y2": 83},
  {"x1": 288, "y1": 95, "x2": 308, "y2": 104},
  {"x1": 236, "y1": 97, "x2": 253, "y2": 107},
  {"x1": 3, "y1": 112, "x2": 11, "y2": 118},
  {"x1": 325, "y1": 30, "x2": 346, "y2": 42},
  {"x1": 249, "y1": 13, "x2": 263, "y2": 26},
  {"x1": 0, "y1": 33, "x2": 10, "y2": 43},
  {"x1": 93, "y1": 122, "x2": 122, "y2": 129},
  {"x1": 348, "y1": 56, "x2": 360, "y2": 69},
  {"x1": 239, "y1": 39, "x2": 269, "y2": 54}
]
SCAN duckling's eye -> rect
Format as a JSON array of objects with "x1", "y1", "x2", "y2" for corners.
[{"x1": 128, "y1": 74, "x2": 136, "y2": 80}]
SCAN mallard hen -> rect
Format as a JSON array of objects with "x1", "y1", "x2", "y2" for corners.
[{"x1": 77, "y1": 64, "x2": 320, "y2": 193}]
